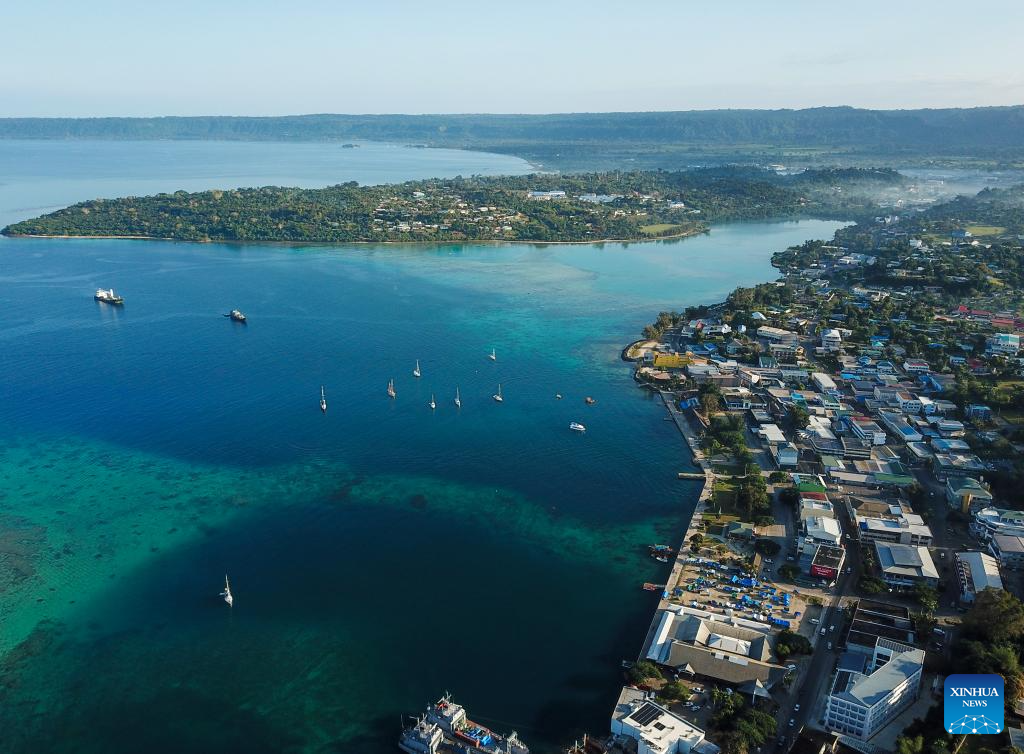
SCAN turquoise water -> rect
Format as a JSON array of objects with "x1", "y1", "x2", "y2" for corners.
[{"x1": 0, "y1": 140, "x2": 847, "y2": 753}]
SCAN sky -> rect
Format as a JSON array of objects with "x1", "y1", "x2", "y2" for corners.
[{"x1": 2, "y1": 0, "x2": 1023, "y2": 117}]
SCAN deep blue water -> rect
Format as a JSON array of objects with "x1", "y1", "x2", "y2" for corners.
[{"x1": 0, "y1": 140, "x2": 847, "y2": 753}]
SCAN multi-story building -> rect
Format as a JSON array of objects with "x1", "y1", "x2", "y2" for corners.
[
  {"x1": 821, "y1": 329, "x2": 843, "y2": 352},
  {"x1": 873, "y1": 541, "x2": 939, "y2": 589},
  {"x1": 824, "y1": 639, "x2": 924, "y2": 741},
  {"x1": 855, "y1": 501, "x2": 932, "y2": 547},
  {"x1": 848, "y1": 416, "x2": 887, "y2": 446},
  {"x1": 945, "y1": 477, "x2": 993, "y2": 514},
  {"x1": 757, "y1": 326, "x2": 799, "y2": 344},
  {"x1": 955, "y1": 551, "x2": 1003, "y2": 604},
  {"x1": 972, "y1": 507, "x2": 1024, "y2": 541},
  {"x1": 990, "y1": 534, "x2": 1024, "y2": 569},
  {"x1": 799, "y1": 517, "x2": 842, "y2": 563},
  {"x1": 611, "y1": 687, "x2": 715, "y2": 754},
  {"x1": 988, "y1": 333, "x2": 1021, "y2": 355}
]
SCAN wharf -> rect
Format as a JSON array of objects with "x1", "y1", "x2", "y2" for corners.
[{"x1": 636, "y1": 393, "x2": 716, "y2": 659}]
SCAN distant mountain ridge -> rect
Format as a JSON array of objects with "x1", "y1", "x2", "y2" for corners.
[{"x1": 2, "y1": 106, "x2": 1023, "y2": 150}]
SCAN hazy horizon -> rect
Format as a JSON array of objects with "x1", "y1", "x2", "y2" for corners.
[{"x1": 4, "y1": 0, "x2": 1022, "y2": 117}]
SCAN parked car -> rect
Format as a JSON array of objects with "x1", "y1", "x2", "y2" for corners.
[
  {"x1": 827, "y1": 642, "x2": 833, "y2": 650},
  {"x1": 794, "y1": 704, "x2": 801, "y2": 712},
  {"x1": 788, "y1": 719, "x2": 795, "y2": 727}
]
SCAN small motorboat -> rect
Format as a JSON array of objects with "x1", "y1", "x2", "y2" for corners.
[
  {"x1": 454, "y1": 386, "x2": 461, "y2": 408},
  {"x1": 225, "y1": 309, "x2": 246, "y2": 322},
  {"x1": 555, "y1": 393, "x2": 563, "y2": 400},
  {"x1": 585, "y1": 396, "x2": 597, "y2": 405},
  {"x1": 387, "y1": 379, "x2": 396, "y2": 398},
  {"x1": 320, "y1": 385, "x2": 327, "y2": 413},
  {"x1": 220, "y1": 575, "x2": 233, "y2": 607},
  {"x1": 413, "y1": 360, "x2": 422, "y2": 378},
  {"x1": 493, "y1": 383, "x2": 503, "y2": 403},
  {"x1": 569, "y1": 422, "x2": 586, "y2": 432},
  {"x1": 489, "y1": 348, "x2": 497, "y2": 361},
  {"x1": 429, "y1": 394, "x2": 436, "y2": 410}
]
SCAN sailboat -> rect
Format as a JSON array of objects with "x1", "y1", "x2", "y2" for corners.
[
  {"x1": 493, "y1": 383, "x2": 503, "y2": 403},
  {"x1": 413, "y1": 360, "x2": 421, "y2": 378},
  {"x1": 387, "y1": 379, "x2": 396, "y2": 398},
  {"x1": 221, "y1": 575, "x2": 233, "y2": 607},
  {"x1": 454, "y1": 386, "x2": 461, "y2": 408},
  {"x1": 320, "y1": 385, "x2": 327, "y2": 413},
  {"x1": 489, "y1": 348, "x2": 497, "y2": 361},
  {"x1": 429, "y1": 393, "x2": 436, "y2": 410}
]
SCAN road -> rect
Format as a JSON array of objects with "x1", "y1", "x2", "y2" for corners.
[{"x1": 773, "y1": 494, "x2": 861, "y2": 751}]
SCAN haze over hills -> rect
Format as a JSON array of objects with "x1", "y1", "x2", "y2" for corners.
[{"x1": 3, "y1": 106, "x2": 1024, "y2": 171}]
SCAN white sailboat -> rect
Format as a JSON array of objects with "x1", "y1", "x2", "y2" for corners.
[
  {"x1": 320, "y1": 385, "x2": 327, "y2": 413},
  {"x1": 413, "y1": 360, "x2": 421, "y2": 378},
  {"x1": 221, "y1": 575, "x2": 233, "y2": 607},
  {"x1": 387, "y1": 379, "x2": 396, "y2": 398},
  {"x1": 454, "y1": 386, "x2": 461, "y2": 408},
  {"x1": 493, "y1": 383, "x2": 503, "y2": 403},
  {"x1": 489, "y1": 348, "x2": 497, "y2": 361},
  {"x1": 429, "y1": 393, "x2": 436, "y2": 410}
]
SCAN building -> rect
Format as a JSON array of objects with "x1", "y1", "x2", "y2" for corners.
[
  {"x1": 973, "y1": 507, "x2": 1024, "y2": 541},
  {"x1": 824, "y1": 639, "x2": 925, "y2": 741},
  {"x1": 873, "y1": 542, "x2": 939, "y2": 588},
  {"x1": 800, "y1": 517, "x2": 843, "y2": 561},
  {"x1": 611, "y1": 687, "x2": 717, "y2": 754},
  {"x1": 903, "y1": 359, "x2": 930, "y2": 374},
  {"x1": 849, "y1": 416, "x2": 887, "y2": 446},
  {"x1": 821, "y1": 328, "x2": 843, "y2": 352},
  {"x1": 812, "y1": 372, "x2": 838, "y2": 393},
  {"x1": 988, "y1": 333, "x2": 1021, "y2": 355},
  {"x1": 810, "y1": 544, "x2": 846, "y2": 581},
  {"x1": 526, "y1": 189, "x2": 566, "y2": 200},
  {"x1": 932, "y1": 452, "x2": 986, "y2": 481},
  {"x1": 757, "y1": 424, "x2": 787, "y2": 444},
  {"x1": 965, "y1": 404, "x2": 994, "y2": 421},
  {"x1": 854, "y1": 500, "x2": 932, "y2": 547},
  {"x1": 990, "y1": 534, "x2": 1024, "y2": 569},
  {"x1": 945, "y1": 477, "x2": 993, "y2": 514},
  {"x1": 768, "y1": 342, "x2": 801, "y2": 362},
  {"x1": 756, "y1": 326, "x2": 799, "y2": 344},
  {"x1": 895, "y1": 392, "x2": 923, "y2": 414},
  {"x1": 770, "y1": 442, "x2": 799, "y2": 468},
  {"x1": 799, "y1": 492, "x2": 835, "y2": 520},
  {"x1": 646, "y1": 610, "x2": 785, "y2": 687},
  {"x1": 955, "y1": 551, "x2": 1003, "y2": 603},
  {"x1": 846, "y1": 600, "x2": 915, "y2": 654},
  {"x1": 878, "y1": 409, "x2": 923, "y2": 443}
]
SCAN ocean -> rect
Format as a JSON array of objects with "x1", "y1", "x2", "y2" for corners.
[{"x1": 0, "y1": 139, "x2": 847, "y2": 753}]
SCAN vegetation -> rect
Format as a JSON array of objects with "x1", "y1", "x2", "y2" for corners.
[
  {"x1": 774, "y1": 629, "x2": 812, "y2": 660},
  {"x1": 753, "y1": 539, "x2": 781, "y2": 556},
  {"x1": 3, "y1": 167, "x2": 907, "y2": 245},
  {"x1": 5, "y1": 109, "x2": 1024, "y2": 171},
  {"x1": 626, "y1": 660, "x2": 663, "y2": 685},
  {"x1": 709, "y1": 688, "x2": 778, "y2": 754}
]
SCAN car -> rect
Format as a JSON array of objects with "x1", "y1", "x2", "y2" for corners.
[
  {"x1": 810, "y1": 618, "x2": 820, "y2": 625},
  {"x1": 820, "y1": 628, "x2": 826, "y2": 635},
  {"x1": 794, "y1": 703, "x2": 801, "y2": 712},
  {"x1": 787, "y1": 663, "x2": 797, "y2": 670},
  {"x1": 786, "y1": 555, "x2": 795, "y2": 561},
  {"x1": 829, "y1": 625, "x2": 835, "y2": 632},
  {"x1": 788, "y1": 718, "x2": 795, "y2": 727},
  {"x1": 827, "y1": 642, "x2": 833, "y2": 650},
  {"x1": 765, "y1": 558, "x2": 774, "y2": 564}
]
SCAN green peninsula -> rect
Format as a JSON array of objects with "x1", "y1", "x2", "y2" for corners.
[{"x1": 1, "y1": 167, "x2": 904, "y2": 244}]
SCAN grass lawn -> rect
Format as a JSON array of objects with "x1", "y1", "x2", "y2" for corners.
[
  {"x1": 711, "y1": 479, "x2": 748, "y2": 518},
  {"x1": 965, "y1": 225, "x2": 1007, "y2": 236},
  {"x1": 640, "y1": 223, "x2": 683, "y2": 236}
]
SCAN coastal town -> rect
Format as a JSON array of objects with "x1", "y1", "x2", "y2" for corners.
[{"x1": 573, "y1": 187, "x2": 1024, "y2": 754}]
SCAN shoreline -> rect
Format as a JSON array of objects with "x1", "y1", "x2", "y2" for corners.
[{"x1": 0, "y1": 226, "x2": 708, "y2": 246}]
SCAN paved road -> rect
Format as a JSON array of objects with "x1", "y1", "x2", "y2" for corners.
[{"x1": 773, "y1": 499, "x2": 861, "y2": 751}]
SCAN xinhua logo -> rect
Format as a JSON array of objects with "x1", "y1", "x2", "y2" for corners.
[{"x1": 944, "y1": 674, "x2": 1004, "y2": 734}]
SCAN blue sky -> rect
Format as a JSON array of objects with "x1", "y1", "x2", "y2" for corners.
[{"x1": 3, "y1": 0, "x2": 1022, "y2": 116}]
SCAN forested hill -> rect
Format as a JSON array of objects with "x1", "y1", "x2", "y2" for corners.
[
  {"x1": 1, "y1": 167, "x2": 903, "y2": 245},
  {"x1": 2, "y1": 107, "x2": 1023, "y2": 167}
]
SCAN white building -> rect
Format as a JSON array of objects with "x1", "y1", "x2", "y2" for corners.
[
  {"x1": 800, "y1": 517, "x2": 842, "y2": 559},
  {"x1": 955, "y1": 551, "x2": 1003, "y2": 603},
  {"x1": 812, "y1": 372, "x2": 837, "y2": 393},
  {"x1": 611, "y1": 687, "x2": 716, "y2": 754},
  {"x1": 855, "y1": 503, "x2": 932, "y2": 547},
  {"x1": 824, "y1": 640, "x2": 924, "y2": 741},
  {"x1": 770, "y1": 442, "x2": 799, "y2": 468},
  {"x1": 895, "y1": 392, "x2": 923, "y2": 414},
  {"x1": 988, "y1": 333, "x2": 1021, "y2": 355},
  {"x1": 821, "y1": 328, "x2": 843, "y2": 352},
  {"x1": 972, "y1": 507, "x2": 1024, "y2": 541},
  {"x1": 756, "y1": 326, "x2": 799, "y2": 344},
  {"x1": 849, "y1": 416, "x2": 887, "y2": 446}
]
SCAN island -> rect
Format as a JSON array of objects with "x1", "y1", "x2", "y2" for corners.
[{"x1": 1, "y1": 167, "x2": 905, "y2": 245}]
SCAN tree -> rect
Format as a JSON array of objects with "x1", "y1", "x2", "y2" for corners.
[
  {"x1": 789, "y1": 404, "x2": 810, "y2": 429},
  {"x1": 768, "y1": 471, "x2": 788, "y2": 483},
  {"x1": 895, "y1": 734, "x2": 925, "y2": 754},
  {"x1": 690, "y1": 533, "x2": 705, "y2": 553},
  {"x1": 778, "y1": 564, "x2": 800, "y2": 581},
  {"x1": 658, "y1": 681, "x2": 691, "y2": 703},
  {"x1": 914, "y1": 583, "x2": 939, "y2": 616},
  {"x1": 962, "y1": 589, "x2": 1024, "y2": 644},
  {"x1": 627, "y1": 660, "x2": 662, "y2": 685},
  {"x1": 776, "y1": 629, "x2": 812, "y2": 659},
  {"x1": 754, "y1": 539, "x2": 781, "y2": 556}
]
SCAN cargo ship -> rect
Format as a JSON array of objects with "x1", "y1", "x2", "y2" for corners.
[
  {"x1": 425, "y1": 694, "x2": 529, "y2": 754},
  {"x1": 94, "y1": 288, "x2": 124, "y2": 305}
]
